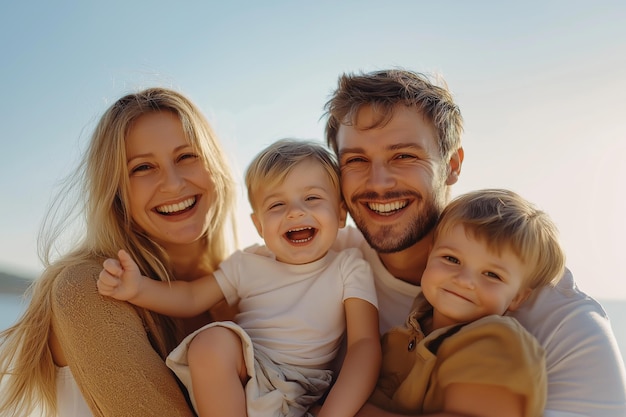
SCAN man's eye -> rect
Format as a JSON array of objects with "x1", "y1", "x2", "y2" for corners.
[{"x1": 343, "y1": 156, "x2": 366, "y2": 164}]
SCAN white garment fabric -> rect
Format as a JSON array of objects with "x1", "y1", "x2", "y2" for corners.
[
  {"x1": 55, "y1": 366, "x2": 93, "y2": 417},
  {"x1": 332, "y1": 227, "x2": 420, "y2": 334},
  {"x1": 213, "y1": 245, "x2": 377, "y2": 367},
  {"x1": 512, "y1": 271, "x2": 626, "y2": 417},
  {"x1": 167, "y1": 245, "x2": 377, "y2": 416},
  {"x1": 333, "y1": 226, "x2": 626, "y2": 417},
  {"x1": 168, "y1": 321, "x2": 332, "y2": 417}
]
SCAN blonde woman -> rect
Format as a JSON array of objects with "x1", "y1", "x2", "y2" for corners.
[{"x1": 0, "y1": 88, "x2": 237, "y2": 417}]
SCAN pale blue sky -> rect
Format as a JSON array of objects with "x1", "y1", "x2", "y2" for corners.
[{"x1": 1, "y1": 1, "x2": 625, "y2": 300}]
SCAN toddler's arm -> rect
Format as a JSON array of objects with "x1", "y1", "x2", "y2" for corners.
[
  {"x1": 319, "y1": 298, "x2": 381, "y2": 417},
  {"x1": 97, "y1": 249, "x2": 225, "y2": 317}
]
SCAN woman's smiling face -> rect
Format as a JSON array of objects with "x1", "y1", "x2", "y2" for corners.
[{"x1": 125, "y1": 110, "x2": 216, "y2": 249}]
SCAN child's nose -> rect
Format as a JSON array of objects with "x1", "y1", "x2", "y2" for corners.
[
  {"x1": 452, "y1": 269, "x2": 476, "y2": 289},
  {"x1": 287, "y1": 202, "x2": 306, "y2": 218}
]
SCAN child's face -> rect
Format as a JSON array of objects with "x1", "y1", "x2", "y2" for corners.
[
  {"x1": 421, "y1": 223, "x2": 531, "y2": 328},
  {"x1": 251, "y1": 158, "x2": 347, "y2": 264}
]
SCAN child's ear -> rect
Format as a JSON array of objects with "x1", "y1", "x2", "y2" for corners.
[
  {"x1": 507, "y1": 288, "x2": 532, "y2": 312},
  {"x1": 338, "y1": 201, "x2": 348, "y2": 228},
  {"x1": 251, "y1": 213, "x2": 264, "y2": 238}
]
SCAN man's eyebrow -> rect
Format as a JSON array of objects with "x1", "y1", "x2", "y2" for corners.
[
  {"x1": 339, "y1": 143, "x2": 424, "y2": 157},
  {"x1": 388, "y1": 143, "x2": 426, "y2": 151},
  {"x1": 338, "y1": 147, "x2": 364, "y2": 158}
]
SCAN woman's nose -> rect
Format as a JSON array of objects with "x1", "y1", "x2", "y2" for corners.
[{"x1": 159, "y1": 166, "x2": 185, "y2": 192}]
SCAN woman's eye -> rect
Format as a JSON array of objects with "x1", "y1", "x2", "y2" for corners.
[
  {"x1": 130, "y1": 164, "x2": 152, "y2": 174},
  {"x1": 395, "y1": 153, "x2": 416, "y2": 160},
  {"x1": 178, "y1": 153, "x2": 199, "y2": 162}
]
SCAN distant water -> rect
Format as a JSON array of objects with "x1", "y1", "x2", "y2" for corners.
[
  {"x1": 0, "y1": 292, "x2": 29, "y2": 331},
  {"x1": 1, "y1": 293, "x2": 625, "y2": 362}
]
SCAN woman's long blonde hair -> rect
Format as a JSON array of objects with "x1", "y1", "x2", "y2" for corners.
[{"x1": 0, "y1": 87, "x2": 237, "y2": 416}]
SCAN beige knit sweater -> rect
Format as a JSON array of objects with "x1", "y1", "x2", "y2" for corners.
[{"x1": 50, "y1": 260, "x2": 196, "y2": 417}]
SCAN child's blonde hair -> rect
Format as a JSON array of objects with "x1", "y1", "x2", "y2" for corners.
[
  {"x1": 245, "y1": 139, "x2": 341, "y2": 211},
  {"x1": 434, "y1": 189, "x2": 566, "y2": 290}
]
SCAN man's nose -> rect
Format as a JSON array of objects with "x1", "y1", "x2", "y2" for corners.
[{"x1": 367, "y1": 160, "x2": 396, "y2": 191}]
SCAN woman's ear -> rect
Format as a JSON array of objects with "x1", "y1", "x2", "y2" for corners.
[{"x1": 507, "y1": 288, "x2": 532, "y2": 312}]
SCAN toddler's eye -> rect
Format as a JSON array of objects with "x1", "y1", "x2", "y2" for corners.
[
  {"x1": 443, "y1": 255, "x2": 460, "y2": 264},
  {"x1": 485, "y1": 271, "x2": 502, "y2": 280}
]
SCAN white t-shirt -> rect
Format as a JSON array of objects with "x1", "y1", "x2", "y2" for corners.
[
  {"x1": 334, "y1": 226, "x2": 626, "y2": 417},
  {"x1": 214, "y1": 244, "x2": 377, "y2": 368}
]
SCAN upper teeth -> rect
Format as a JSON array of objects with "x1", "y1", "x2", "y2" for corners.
[
  {"x1": 288, "y1": 227, "x2": 312, "y2": 232},
  {"x1": 156, "y1": 197, "x2": 195, "y2": 214},
  {"x1": 368, "y1": 201, "x2": 407, "y2": 214}
]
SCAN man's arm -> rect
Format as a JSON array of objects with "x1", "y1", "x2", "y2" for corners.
[
  {"x1": 542, "y1": 305, "x2": 626, "y2": 416},
  {"x1": 512, "y1": 270, "x2": 626, "y2": 417}
]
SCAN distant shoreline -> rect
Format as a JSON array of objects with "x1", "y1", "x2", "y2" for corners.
[{"x1": 0, "y1": 272, "x2": 33, "y2": 294}]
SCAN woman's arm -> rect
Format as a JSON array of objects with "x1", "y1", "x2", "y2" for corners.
[
  {"x1": 318, "y1": 298, "x2": 381, "y2": 417},
  {"x1": 52, "y1": 262, "x2": 195, "y2": 417},
  {"x1": 98, "y1": 249, "x2": 224, "y2": 317}
]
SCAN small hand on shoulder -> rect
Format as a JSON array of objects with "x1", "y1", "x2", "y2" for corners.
[{"x1": 97, "y1": 249, "x2": 144, "y2": 301}]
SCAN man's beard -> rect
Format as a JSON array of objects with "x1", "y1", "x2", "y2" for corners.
[{"x1": 350, "y1": 186, "x2": 447, "y2": 254}]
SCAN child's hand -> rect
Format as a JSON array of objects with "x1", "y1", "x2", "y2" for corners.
[{"x1": 97, "y1": 249, "x2": 144, "y2": 301}]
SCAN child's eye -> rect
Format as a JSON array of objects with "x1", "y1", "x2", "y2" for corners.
[
  {"x1": 268, "y1": 202, "x2": 284, "y2": 210},
  {"x1": 484, "y1": 271, "x2": 502, "y2": 280},
  {"x1": 305, "y1": 195, "x2": 321, "y2": 201},
  {"x1": 443, "y1": 255, "x2": 460, "y2": 264}
]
